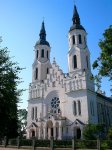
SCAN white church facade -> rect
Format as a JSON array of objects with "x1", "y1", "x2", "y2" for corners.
[{"x1": 27, "y1": 5, "x2": 112, "y2": 140}]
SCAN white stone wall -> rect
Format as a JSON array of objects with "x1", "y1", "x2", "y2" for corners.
[
  {"x1": 68, "y1": 29, "x2": 87, "y2": 50},
  {"x1": 32, "y1": 44, "x2": 51, "y2": 82}
]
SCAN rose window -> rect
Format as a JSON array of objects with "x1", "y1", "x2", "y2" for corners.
[{"x1": 51, "y1": 97, "x2": 60, "y2": 114}]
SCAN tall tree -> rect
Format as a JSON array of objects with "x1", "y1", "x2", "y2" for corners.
[
  {"x1": 0, "y1": 39, "x2": 23, "y2": 138},
  {"x1": 93, "y1": 25, "x2": 112, "y2": 81}
]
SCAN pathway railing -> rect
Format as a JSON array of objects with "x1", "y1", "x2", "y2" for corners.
[{"x1": 0, "y1": 136, "x2": 112, "y2": 150}]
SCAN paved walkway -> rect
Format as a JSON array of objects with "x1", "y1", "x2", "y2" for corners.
[
  {"x1": 0, "y1": 148, "x2": 31, "y2": 150},
  {"x1": 0, "y1": 148, "x2": 26, "y2": 150},
  {"x1": 0, "y1": 148, "x2": 70, "y2": 150}
]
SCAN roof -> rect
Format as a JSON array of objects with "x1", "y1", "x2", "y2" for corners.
[{"x1": 96, "y1": 92, "x2": 112, "y2": 103}]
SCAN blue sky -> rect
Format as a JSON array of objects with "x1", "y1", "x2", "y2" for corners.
[{"x1": 0, "y1": 0, "x2": 112, "y2": 109}]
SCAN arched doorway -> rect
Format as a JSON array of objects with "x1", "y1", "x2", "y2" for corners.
[
  {"x1": 32, "y1": 130, "x2": 35, "y2": 137},
  {"x1": 73, "y1": 127, "x2": 81, "y2": 139},
  {"x1": 76, "y1": 128, "x2": 81, "y2": 139}
]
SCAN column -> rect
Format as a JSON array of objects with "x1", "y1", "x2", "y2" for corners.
[
  {"x1": 58, "y1": 126, "x2": 62, "y2": 140},
  {"x1": 80, "y1": 127, "x2": 83, "y2": 139},
  {"x1": 38, "y1": 127, "x2": 41, "y2": 139},
  {"x1": 43, "y1": 127, "x2": 47, "y2": 139},
  {"x1": 27, "y1": 130, "x2": 30, "y2": 139},
  {"x1": 35, "y1": 128, "x2": 38, "y2": 138},
  {"x1": 73, "y1": 81, "x2": 75, "y2": 91},
  {"x1": 53, "y1": 126, "x2": 56, "y2": 140},
  {"x1": 48, "y1": 128, "x2": 51, "y2": 139},
  {"x1": 64, "y1": 83, "x2": 67, "y2": 92}
]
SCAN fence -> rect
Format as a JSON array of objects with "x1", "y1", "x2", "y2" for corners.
[{"x1": 0, "y1": 136, "x2": 112, "y2": 150}]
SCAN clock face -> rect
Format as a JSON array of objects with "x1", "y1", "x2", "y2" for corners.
[{"x1": 51, "y1": 97, "x2": 60, "y2": 114}]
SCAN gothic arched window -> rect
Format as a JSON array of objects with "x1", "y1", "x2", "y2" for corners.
[
  {"x1": 78, "y1": 101, "x2": 81, "y2": 115},
  {"x1": 35, "y1": 68, "x2": 38, "y2": 80},
  {"x1": 73, "y1": 55, "x2": 77, "y2": 69},
  {"x1": 86, "y1": 56, "x2": 89, "y2": 68},
  {"x1": 72, "y1": 35, "x2": 75, "y2": 45},
  {"x1": 41, "y1": 49, "x2": 44, "y2": 58},
  {"x1": 73, "y1": 101, "x2": 77, "y2": 115},
  {"x1": 35, "y1": 107, "x2": 37, "y2": 120},
  {"x1": 79, "y1": 34, "x2": 82, "y2": 44},
  {"x1": 31, "y1": 107, "x2": 34, "y2": 120}
]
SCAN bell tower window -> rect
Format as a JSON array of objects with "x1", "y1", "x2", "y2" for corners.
[
  {"x1": 37, "y1": 50, "x2": 38, "y2": 58},
  {"x1": 35, "y1": 68, "x2": 38, "y2": 80},
  {"x1": 72, "y1": 35, "x2": 75, "y2": 45},
  {"x1": 84, "y1": 36, "x2": 86, "y2": 45},
  {"x1": 73, "y1": 55, "x2": 77, "y2": 69},
  {"x1": 47, "y1": 51, "x2": 49, "y2": 59},
  {"x1": 79, "y1": 34, "x2": 82, "y2": 44},
  {"x1": 47, "y1": 68, "x2": 49, "y2": 74},
  {"x1": 41, "y1": 49, "x2": 44, "y2": 58}
]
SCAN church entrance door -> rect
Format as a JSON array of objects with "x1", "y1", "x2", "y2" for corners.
[
  {"x1": 32, "y1": 130, "x2": 35, "y2": 137},
  {"x1": 76, "y1": 128, "x2": 81, "y2": 139}
]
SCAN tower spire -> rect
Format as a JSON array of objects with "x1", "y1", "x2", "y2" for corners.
[
  {"x1": 39, "y1": 21, "x2": 46, "y2": 41},
  {"x1": 70, "y1": 5, "x2": 85, "y2": 31},
  {"x1": 72, "y1": 5, "x2": 80, "y2": 25},
  {"x1": 35, "y1": 21, "x2": 50, "y2": 47}
]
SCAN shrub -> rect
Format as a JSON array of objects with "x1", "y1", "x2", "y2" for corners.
[
  {"x1": 53, "y1": 140, "x2": 72, "y2": 148},
  {"x1": 20, "y1": 139, "x2": 32, "y2": 146},
  {"x1": 35, "y1": 140, "x2": 50, "y2": 147}
]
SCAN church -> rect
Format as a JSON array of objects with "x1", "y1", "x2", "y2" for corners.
[{"x1": 27, "y1": 5, "x2": 112, "y2": 140}]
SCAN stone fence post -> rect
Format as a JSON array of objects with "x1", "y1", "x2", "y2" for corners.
[
  {"x1": 72, "y1": 137, "x2": 76, "y2": 150},
  {"x1": 4, "y1": 136, "x2": 8, "y2": 147},
  {"x1": 17, "y1": 136, "x2": 20, "y2": 149},
  {"x1": 32, "y1": 138, "x2": 35, "y2": 150},
  {"x1": 97, "y1": 138, "x2": 100, "y2": 150},
  {"x1": 50, "y1": 136, "x2": 54, "y2": 150}
]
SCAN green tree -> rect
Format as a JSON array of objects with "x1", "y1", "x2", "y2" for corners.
[
  {"x1": 18, "y1": 109, "x2": 27, "y2": 137},
  {"x1": 83, "y1": 124, "x2": 104, "y2": 140},
  {"x1": 0, "y1": 39, "x2": 23, "y2": 138},
  {"x1": 107, "y1": 127, "x2": 112, "y2": 140},
  {"x1": 93, "y1": 25, "x2": 112, "y2": 81}
]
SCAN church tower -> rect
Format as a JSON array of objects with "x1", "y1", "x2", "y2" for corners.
[
  {"x1": 68, "y1": 6, "x2": 91, "y2": 74},
  {"x1": 32, "y1": 21, "x2": 51, "y2": 82}
]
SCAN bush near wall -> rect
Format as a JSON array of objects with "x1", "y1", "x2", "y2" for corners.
[
  {"x1": 53, "y1": 140, "x2": 72, "y2": 148},
  {"x1": 75, "y1": 140, "x2": 97, "y2": 149},
  {"x1": 35, "y1": 140, "x2": 50, "y2": 147}
]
